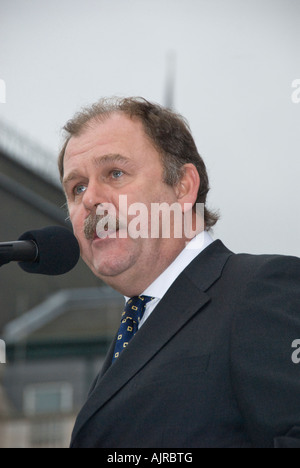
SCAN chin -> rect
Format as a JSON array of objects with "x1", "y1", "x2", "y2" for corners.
[
  {"x1": 90, "y1": 252, "x2": 135, "y2": 279},
  {"x1": 85, "y1": 236, "x2": 138, "y2": 278}
]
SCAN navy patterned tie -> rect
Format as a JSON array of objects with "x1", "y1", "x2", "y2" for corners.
[{"x1": 112, "y1": 295, "x2": 155, "y2": 363}]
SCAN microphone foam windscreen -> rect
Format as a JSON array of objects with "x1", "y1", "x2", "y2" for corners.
[{"x1": 18, "y1": 226, "x2": 80, "y2": 275}]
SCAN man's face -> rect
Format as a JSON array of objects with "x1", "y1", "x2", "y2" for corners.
[{"x1": 63, "y1": 113, "x2": 185, "y2": 295}]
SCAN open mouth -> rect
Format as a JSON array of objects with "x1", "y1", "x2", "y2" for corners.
[
  {"x1": 94, "y1": 225, "x2": 119, "y2": 240},
  {"x1": 84, "y1": 213, "x2": 121, "y2": 241}
]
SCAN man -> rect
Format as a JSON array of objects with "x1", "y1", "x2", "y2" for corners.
[{"x1": 59, "y1": 97, "x2": 300, "y2": 448}]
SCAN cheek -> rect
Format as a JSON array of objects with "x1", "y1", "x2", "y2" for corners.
[
  {"x1": 125, "y1": 180, "x2": 175, "y2": 205},
  {"x1": 68, "y1": 207, "x2": 86, "y2": 243}
]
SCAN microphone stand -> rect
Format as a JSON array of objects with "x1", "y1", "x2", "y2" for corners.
[
  {"x1": 0, "y1": 241, "x2": 37, "y2": 267},
  {"x1": 0, "y1": 244, "x2": 14, "y2": 267}
]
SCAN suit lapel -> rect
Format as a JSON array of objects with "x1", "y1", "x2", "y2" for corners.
[{"x1": 71, "y1": 240, "x2": 233, "y2": 444}]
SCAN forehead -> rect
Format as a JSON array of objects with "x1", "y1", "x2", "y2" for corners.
[{"x1": 64, "y1": 113, "x2": 157, "y2": 168}]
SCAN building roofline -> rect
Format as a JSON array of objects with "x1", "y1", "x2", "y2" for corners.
[
  {"x1": 0, "y1": 118, "x2": 60, "y2": 188},
  {"x1": 0, "y1": 172, "x2": 69, "y2": 226},
  {"x1": 3, "y1": 287, "x2": 123, "y2": 344}
]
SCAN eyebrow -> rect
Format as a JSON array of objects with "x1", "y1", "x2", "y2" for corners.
[
  {"x1": 62, "y1": 153, "x2": 134, "y2": 188},
  {"x1": 62, "y1": 171, "x2": 84, "y2": 188},
  {"x1": 93, "y1": 153, "x2": 133, "y2": 167}
]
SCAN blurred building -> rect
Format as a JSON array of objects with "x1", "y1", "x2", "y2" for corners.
[{"x1": 0, "y1": 121, "x2": 123, "y2": 447}]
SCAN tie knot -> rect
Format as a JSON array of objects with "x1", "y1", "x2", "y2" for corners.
[{"x1": 122, "y1": 295, "x2": 155, "y2": 324}]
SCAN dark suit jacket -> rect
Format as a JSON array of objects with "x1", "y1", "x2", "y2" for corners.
[{"x1": 71, "y1": 240, "x2": 300, "y2": 448}]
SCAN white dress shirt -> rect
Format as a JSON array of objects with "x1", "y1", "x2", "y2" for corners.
[{"x1": 124, "y1": 230, "x2": 214, "y2": 328}]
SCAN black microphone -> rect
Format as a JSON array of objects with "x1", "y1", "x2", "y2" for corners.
[{"x1": 0, "y1": 226, "x2": 80, "y2": 275}]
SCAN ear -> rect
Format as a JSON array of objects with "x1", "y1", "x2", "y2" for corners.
[{"x1": 175, "y1": 163, "x2": 200, "y2": 211}]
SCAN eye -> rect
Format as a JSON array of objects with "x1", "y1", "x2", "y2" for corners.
[
  {"x1": 74, "y1": 184, "x2": 87, "y2": 195},
  {"x1": 111, "y1": 170, "x2": 124, "y2": 179}
]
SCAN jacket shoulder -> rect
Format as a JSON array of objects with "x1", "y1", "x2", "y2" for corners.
[{"x1": 227, "y1": 249, "x2": 300, "y2": 280}]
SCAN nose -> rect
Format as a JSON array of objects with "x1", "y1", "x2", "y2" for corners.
[{"x1": 82, "y1": 179, "x2": 105, "y2": 212}]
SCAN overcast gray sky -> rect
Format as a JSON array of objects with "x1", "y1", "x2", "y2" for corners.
[{"x1": 0, "y1": 0, "x2": 299, "y2": 256}]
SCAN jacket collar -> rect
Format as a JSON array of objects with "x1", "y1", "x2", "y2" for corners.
[{"x1": 71, "y1": 240, "x2": 233, "y2": 444}]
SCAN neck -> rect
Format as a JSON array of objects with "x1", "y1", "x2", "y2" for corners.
[
  {"x1": 97, "y1": 211, "x2": 204, "y2": 297},
  {"x1": 102, "y1": 237, "x2": 188, "y2": 297}
]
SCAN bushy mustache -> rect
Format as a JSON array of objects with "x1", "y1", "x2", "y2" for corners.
[
  {"x1": 84, "y1": 212, "x2": 120, "y2": 240},
  {"x1": 84, "y1": 214, "x2": 101, "y2": 240}
]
